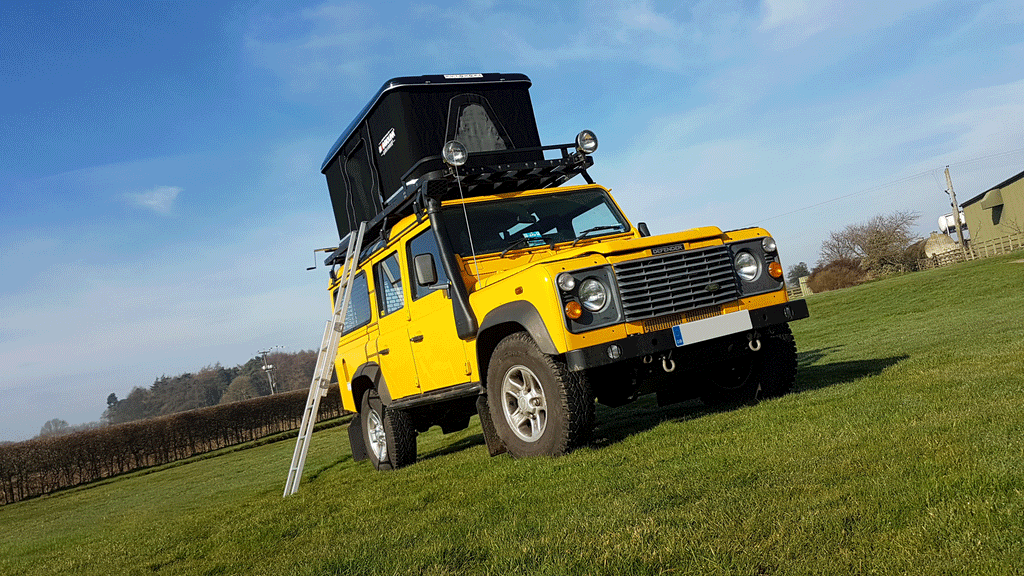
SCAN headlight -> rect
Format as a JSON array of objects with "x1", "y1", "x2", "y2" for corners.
[
  {"x1": 762, "y1": 237, "x2": 777, "y2": 253},
  {"x1": 734, "y1": 251, "x2": 760, "y2": 281},
  {"x1": 575, "y1": 130, "x2": 598, "y2": 154},
  {"x1": 579, "y1": 279, "x2": 608, "y2": 312},
  {"x1": 557, "y1": 273, "x2": 576, "y2": 292}
]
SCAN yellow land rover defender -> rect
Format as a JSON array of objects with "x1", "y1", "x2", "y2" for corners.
[{"x1": 318, "y1": 73, "x2": 809, "y2": 470}]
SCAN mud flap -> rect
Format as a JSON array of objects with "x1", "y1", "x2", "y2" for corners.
[
  {"x1": 476, "y1": 395, "x2": 507, "y2": 457},
  {"x1": 348, "y1": 414, "x2": 367, "y2": 462}
]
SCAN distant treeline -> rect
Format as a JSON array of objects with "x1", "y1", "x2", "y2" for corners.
[
  {"x1": 1, "y1": 387, "x2": 344, "y2": 505},
  {"x1": 103, "y1": 350, "x2": 319, "y2": 425}
]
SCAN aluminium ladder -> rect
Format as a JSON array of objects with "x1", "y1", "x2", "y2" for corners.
[{"x1": 284, "y1": 222, "x2": 366, "y2": 496}]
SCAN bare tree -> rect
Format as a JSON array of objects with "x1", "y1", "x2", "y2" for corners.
[
  {"x1": 818, "y1": 210, "x2": 921, "y2": 273},
  {"x1": 39, "y1": 418, "x2": 70, "y2": 437}
]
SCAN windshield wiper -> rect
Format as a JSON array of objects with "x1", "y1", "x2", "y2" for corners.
[
  {"x1": 571, "y1": 225, "x2": 625, "y2": 247},
  {"x1": 500, "y1": 234, "x2": 557, "y2": 257}
]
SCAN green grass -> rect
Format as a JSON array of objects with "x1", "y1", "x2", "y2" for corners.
[{"x1": 2, "y1": 252, "x2": 1023, "y2": 575}]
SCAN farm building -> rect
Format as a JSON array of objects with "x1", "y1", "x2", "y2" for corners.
[{"x1": 961, "y1": 168, "x2": 1024, "y2": 246}]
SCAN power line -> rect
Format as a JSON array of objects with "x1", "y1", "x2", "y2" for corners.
[
  {"x1": 751, "y1": 147, "x2": 1024, "y2": 226},
  {"x1": 752, "y1": 170, "x2": 934, "y2": 225},
  {"x1": 949, "y1": 147, "x2": 1024, "y2": 169}
]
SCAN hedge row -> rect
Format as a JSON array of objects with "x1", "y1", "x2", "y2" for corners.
[{"x1": 1, "y1": 387, "x2": 344, "y2": 505}]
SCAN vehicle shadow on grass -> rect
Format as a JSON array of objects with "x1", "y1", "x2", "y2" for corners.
[
  {"x1": 403, "y1": 348, "x2": 908, "y2": 462},
  {"x1": 587, "y1": 347, "x2": 908, "y2": 449},
  {"x1": 418, "y1": 433, "x2": 486, "y2": 461},
  {"x1": 793, "y1": 347, "x2": 908, "y2": 394}
]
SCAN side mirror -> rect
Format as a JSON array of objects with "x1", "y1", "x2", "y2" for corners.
[
  {"x1": 414, "y1": 253, "x2": 438, "y2": 287},
  {"x1": 637, "y1": 222, "x2": 651, "y2": 237}
]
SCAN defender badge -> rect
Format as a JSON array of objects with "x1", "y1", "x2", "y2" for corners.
[
  {"x1": 705, "y1": 282, "x2": 720, "y2": 292},
  {"x1": 652, "y1": 243, "x2": 684, "y2": 255}
]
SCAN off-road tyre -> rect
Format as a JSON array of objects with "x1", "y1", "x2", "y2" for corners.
[
  {"x1": 360, "y1": 389, "x2": 417, "y2": 471},
  {"x1": 754, "y1": 323, "x2": 798, "y2": 398},
  {"x1": 701, "y1": 324, "x2": 797, "y2": 406},
  {"x1": 486, "y1": 332, "x2": 595, "y2": 457}
]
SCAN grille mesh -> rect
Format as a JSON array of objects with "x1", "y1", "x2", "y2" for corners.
[{"x1": 614, "y1": 246, "x2": 739, "y2": 322}]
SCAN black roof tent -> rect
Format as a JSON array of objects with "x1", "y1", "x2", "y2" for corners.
[{"x1": 321, "y1": 73, "x2": 543, "y2": 240}]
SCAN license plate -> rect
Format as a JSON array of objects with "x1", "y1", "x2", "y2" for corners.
[{"x1": 672, "y1": 311, "x2": 753, "y2": 347}]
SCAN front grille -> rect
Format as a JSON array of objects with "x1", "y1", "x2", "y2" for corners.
[{"x1": 614, "y1": 246, "x2": 739, "y2": 322}]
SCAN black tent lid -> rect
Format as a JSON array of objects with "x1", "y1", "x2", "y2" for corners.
[{"x1": 320, "y1": 72, "x2": 533, "y2": 172}]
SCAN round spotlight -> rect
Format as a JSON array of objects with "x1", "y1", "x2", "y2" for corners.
[
  {"x1": 607, "y1": 345, "x2": 622, "y2": 360},
  {"x1": 762, "y1": 237, "x2": 778, "y2": 254},
  {"x1": 442, "y1": 140, "x2": 468, "y2": 166},
  {"x1": 575, "y1": 130, "x2": 598, "y2": 154}
]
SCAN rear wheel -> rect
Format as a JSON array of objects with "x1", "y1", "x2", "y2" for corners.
[
  {"x1": 486, "y1": 332, "x2": 594, "y2": 457},
  {"x1": 360, "y1": 389, "x2": 417, "y2": 470}
]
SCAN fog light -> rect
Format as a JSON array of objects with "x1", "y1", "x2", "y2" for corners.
[
  {"x1": 565, "y1": 301, "x2": 583, "y2": 320},
  {"x1": 607, "y1": 345, "x2": 621, "y2": 360},
  {"x1": 557, "y1": 272, "x2": 576, "y2": 292},
  {"x1": 768, "y1": 261, "x2": 783, "y2": 279}
]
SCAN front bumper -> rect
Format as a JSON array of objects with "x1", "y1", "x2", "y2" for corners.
[{"x1": 564, "y1": 299, "x2": 809, "y2": 371}]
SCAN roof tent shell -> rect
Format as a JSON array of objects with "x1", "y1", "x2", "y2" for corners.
[{"x1": 321, "y1": 73, "x2": 543, "y2": 240}]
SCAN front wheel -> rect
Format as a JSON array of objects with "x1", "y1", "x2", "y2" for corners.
[
  {"x1": 701, "y1": 324, "x2": 798, "y2": 406},
  {"x1": 360, "y1": 389, "x2": 417, "y2": 470},
  {"x1": 486, "y1": 332, "x2": 594, "y2": 457}
]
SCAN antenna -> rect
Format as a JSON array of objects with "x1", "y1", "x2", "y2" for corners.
[{"x1": 306, "y1": 247, "x2": 338, "y2": 270}]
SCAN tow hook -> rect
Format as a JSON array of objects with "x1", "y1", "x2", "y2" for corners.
[
  {"x1": 661, "y1": 352, "x2": 676, "y2": 373},
  {"x1": 748, "y1": 332, "x2": 762, "y2": 352}
]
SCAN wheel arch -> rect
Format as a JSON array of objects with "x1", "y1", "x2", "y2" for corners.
[
  {"x1": 351, "y1": 362, "x2": 393, "y2": 405},
  {"x1": 476, "y1": 301, "x2": 559, "y2": 389}
]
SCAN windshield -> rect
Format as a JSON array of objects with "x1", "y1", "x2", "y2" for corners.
[{"x1": 439, "y1": 188, "x2": 630, "y2": 257}]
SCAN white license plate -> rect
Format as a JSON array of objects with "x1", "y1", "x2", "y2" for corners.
[{"x1": 672, "y1": 311, "x2": 753, "y2": 347}]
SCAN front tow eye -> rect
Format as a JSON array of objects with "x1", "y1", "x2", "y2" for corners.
[{"x1": 662, "y1": 356, "x2": 676, "y2": 373}]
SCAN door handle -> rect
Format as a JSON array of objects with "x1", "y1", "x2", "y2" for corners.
[
  {"x1": 410, "y1": 335, "x2": 424, "y2": 343},
  {"x1": 377, "y1": 348, "x2": 390, "y2": 356}
]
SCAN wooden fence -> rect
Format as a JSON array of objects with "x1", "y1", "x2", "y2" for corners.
[{"x1": 919, "y1": 231, "x2": 1024, "y2": 270}]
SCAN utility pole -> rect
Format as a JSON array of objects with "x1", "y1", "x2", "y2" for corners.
[
  {"x1": 944, "y1": 166, "x2": 968, "y2": 260},
  {"x1": 258, "y1": 346, "x2": 283, "y2": 394}
]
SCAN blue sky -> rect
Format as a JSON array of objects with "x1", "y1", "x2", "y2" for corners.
[{"x1": 2, "y1": 0, "x2": 1022, "y2": 441}]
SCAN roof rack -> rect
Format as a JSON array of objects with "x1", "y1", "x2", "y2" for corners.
[{"x1": 324, "y1": 142, "x2": 594, "y2": 267}]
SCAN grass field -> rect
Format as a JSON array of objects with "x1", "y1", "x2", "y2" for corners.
[{"x1": 2, "y1": 252, "x2": 1023, "y2": 575}]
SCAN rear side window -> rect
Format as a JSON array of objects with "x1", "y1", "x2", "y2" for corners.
[
  {"x1": 339, "y1": 272, "x2": 371, "y2": 334},
  {"x1": 375, "y1": 253, "x2": 405, "y2": 316},
  {"x1": 408, "y1": 228, "x2": 449, "y2": 300}
]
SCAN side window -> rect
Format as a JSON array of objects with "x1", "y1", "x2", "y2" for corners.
[
  {"x1": 408, "y1": 228, "x2": 449, "y2": 300},
  {"x1": 339, "y1": 272, "x2": 371, "y2": 334},
  {"x1": 374, "y1": 253, "x2": 405, "y2": 316}
]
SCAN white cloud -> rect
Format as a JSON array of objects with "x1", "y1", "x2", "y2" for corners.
[{"x1": 125, "y1": 185, "x2": 182, "y2": 214}]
